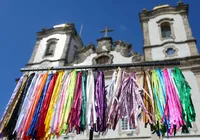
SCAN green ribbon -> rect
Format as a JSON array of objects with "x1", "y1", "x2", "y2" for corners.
[
  {"x1": 151, "y1": 70, "x2": 166, "y2": 135},
  {"x1": 173, "y1": 67, "x2": 196, "y2": 133},
  {"x1": 80, "y1": 71, "x2": 87, "y2": 130}
]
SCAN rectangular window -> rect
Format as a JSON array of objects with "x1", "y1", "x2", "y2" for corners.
[
  {"x1": 121, "y1": 118, "x2": 135, "y2": 131},
  {"x1": 161, "y1": 22, "x2": 172, "y2": 39}
]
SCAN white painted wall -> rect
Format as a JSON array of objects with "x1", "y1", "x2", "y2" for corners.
[
  {"x1": 148, "y1": 14, "x2": 187, "y2": 45},
  {"x1": 74, "y1": 53, "x2": 97, "y2": 66},
  {"x1": 151, "y1": 43, "x2": 191, "y2": 61},
  {"x1": 163, "y1": 137, "x2": 200, "y2": 140},
  {"x1": 30, "y1": 61, "x2": 60, "y2": 68},
  {"x1": 111, "y1": 51, "x2": 133, "y2": 64},
  {"x1": 33, "y1": 34, "x2": 70, "y2": 65},
  {"x1": 73, "y1": 51, "x2": 133, "y2": 66}
]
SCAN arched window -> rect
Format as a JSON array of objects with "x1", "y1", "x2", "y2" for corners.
[
  {"x1": 161, "y1": 22, "x2": 171, "y2": 38},
  {"x1": 92, "y1": 53, "x2": 113, "y2": 65},
  {"x1": 45, "y1": 41, "x2": 56, "y2": 56},
  {"x1": 96, "y1": 55, "x2": 110, "y2": 64},
  {"x1": 44, "y1": 38, "x2": 59, "y2": 57}
]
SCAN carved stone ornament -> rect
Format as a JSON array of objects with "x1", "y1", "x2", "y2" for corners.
[
  {"x1": 96, "y1": 37, "x2": 113, "y2": 54},
  {"x1": 70, "y1": 44, "x2": 95, "y2": 65},
  {"x1": 113, "y1": 40, "x2": 132, "y2": 57},
  {"x1": 132, "y1": 55, "x2": 141, "y2": 63}
]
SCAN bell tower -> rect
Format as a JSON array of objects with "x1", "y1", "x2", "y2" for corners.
[
  {"x1": 139, "y1": 2, "x2": 199, "y2": 61},
  {"x1": 26, "y1": 23, "x2": 83, "y2": 68}
]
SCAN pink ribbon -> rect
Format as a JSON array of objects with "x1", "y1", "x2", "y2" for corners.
[{"x1": 163, "y1": 69, "x2": 184, "y2": 135}]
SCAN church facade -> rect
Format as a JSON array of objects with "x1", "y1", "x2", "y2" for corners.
[{"x1": 26, "y1": 2, "x2": 200, "y2": 140}]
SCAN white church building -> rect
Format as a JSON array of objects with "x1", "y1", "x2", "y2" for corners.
[{"x1": 26, "y1": 2, "x2": 200, "y2": 140}]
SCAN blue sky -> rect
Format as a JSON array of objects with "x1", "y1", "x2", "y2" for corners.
[{"x1": 0, "y1": 0, "x2": 199, "y2": 116}]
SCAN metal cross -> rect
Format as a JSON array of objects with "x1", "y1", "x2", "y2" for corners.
[{"x1": 100, "y1": 26, "x2": 114, "y2": 37}]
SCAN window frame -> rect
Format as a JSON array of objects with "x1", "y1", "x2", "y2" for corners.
[
  {"x1": 163, "y1": 45, "x2": 179, "y2": 58},
  {"x1": 95, "y1": 55, "x2": 110, "y2": 64},
  {"x1": 166, "y1": 48, "x2": 175, "y2": 55},
  {"x1": 157, "y1": 18, "x2": 175, "y2": 41},
  {"x1": 121, "y1": 118, "x2": 135, "y2": 132},
  {"x1": 92, "y1": 53, "x2": 113, "y2": 65},
  {"x1": 44, "y1": 38, "x2": 59, "y2": 57},
  {"x1": 160, "y1": 22, "x2": 172, "y2": 39},
  {"x1": 117, "y1": 118, "x2": 137, "y2": 136}
]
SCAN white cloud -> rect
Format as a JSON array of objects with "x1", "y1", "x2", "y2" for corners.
[{"x1": 119, "y1": 24, "x2": 127, "y2": 31}]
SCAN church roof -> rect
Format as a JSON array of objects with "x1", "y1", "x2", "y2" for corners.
[{"x1": 153, "y1": 4, "x2": 170, "y2": 10}]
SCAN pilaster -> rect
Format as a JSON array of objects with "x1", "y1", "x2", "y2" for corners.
[
  {"x1": 181, "y1": 14, "x2": 194, "y2": 40},
  {"x1": 144, "y1": 48, "x2": 152, "y2": 61},
  {"x1": 27, "y1": 40, "x2": 41, "y2": 66},
  {"x1": 142, "y1": 21, "x2": 151, "y2": 46}
]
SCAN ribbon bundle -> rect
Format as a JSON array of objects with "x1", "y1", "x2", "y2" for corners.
[
  {"x1": 147, "y1": 68, "x2": 196, "y2": 136},
  {"x1": 0, "y1": 67, "x2": 196, "y2": 140}
]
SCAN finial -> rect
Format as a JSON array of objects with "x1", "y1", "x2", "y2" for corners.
[
  {"x1": 142, "y1": 8, "x2": 148, "y2": 13},
  {"x1": 63, "y1": 23, "x2": 69, "y2": 29},
  {"x1": 177, "y1": 0, "x2": 184, "y2": 6},
  {"x1": 42, "y1": 27, "x2": 46, "y2": 32}
]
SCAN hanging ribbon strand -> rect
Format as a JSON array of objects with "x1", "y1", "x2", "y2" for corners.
[
  {"x1": 0, "y1": 63, "x2": 197, "y2": 140},
  {"x1": 173, "y1": 67, "x2": 196, "y2": 133}
]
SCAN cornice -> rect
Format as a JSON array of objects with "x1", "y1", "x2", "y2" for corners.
[
  {"x1": 36, "y1": 24, "x2": 77, "y2": 40},
  {"x1": 159, "y1": 55, "x2": 200, "y2": 65},
  {"x1": 139, "y1": 4, "x2": 188, "y2": 22},
  {"x1": 26, "y1": 58, "x2": 66, "y2": 66},
  {"x1": 157, "y1": 18, "x2": 174, "y2": 24},
  {"x1": 143, "y1": 39, "x2": 196, "y2": 49},
  {"x1": 97, "y1": 37, "x2": 113, "y2": 43}
]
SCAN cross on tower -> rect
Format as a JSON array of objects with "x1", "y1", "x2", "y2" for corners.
[{"x1": 100, "y1": 26, "x2": 114, "y2": 37}]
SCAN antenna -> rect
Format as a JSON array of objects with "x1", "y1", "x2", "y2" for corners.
[{"x1": 79, "y1": 24, "x2": 83, "y2": 37}]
